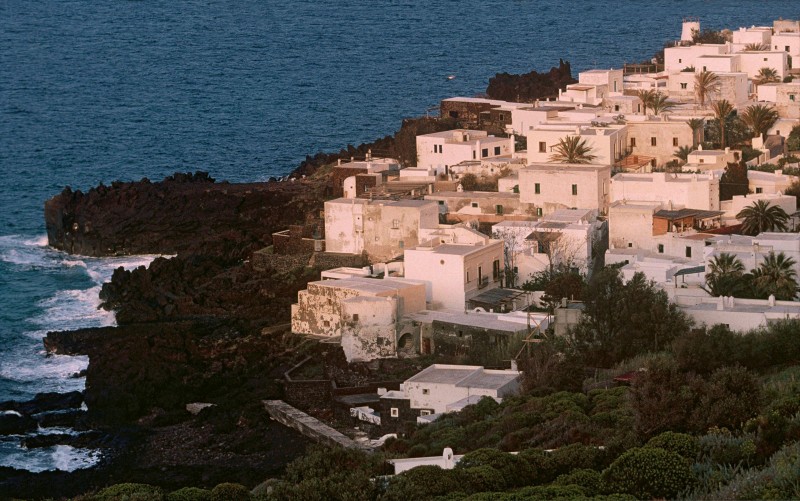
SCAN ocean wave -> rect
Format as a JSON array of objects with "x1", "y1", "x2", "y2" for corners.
[
  {"x1": 0, "y1": 353, "x2": 89, "y2": 386},
  {"x1": 0, "y1": 442, "x2": 101, "y2": 473}
]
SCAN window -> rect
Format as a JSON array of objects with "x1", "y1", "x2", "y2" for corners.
[
  {"x1": 614, "y1": 105, "x2": 620, "y2": 111},
  {"x1": 422, "y1": 389, "x2": 430, "y2": 395},
  {"x1": 473, "y1": 151, "x2": 476, "y2": 159},
  {"x1": 756, "y1": 187, "x2": 763, "y2": 194},
  {"x1": 420, "y1": 410, "x2": 431, "y2": 416},
  {"x1": 657, "y1": 244, "x2": 664, "y2": 254},
  {"x1": 471, "y1": 202, "x2": 478, "y2": 208},
  {"x1": 631, "y1": 137, "x2": 636, "y2": 147},
  {"x1": 673, "y1": 137, "x2": 679, "y2": 147},
  {"x1": 449, "y1": 111, "x2": 459, "y2": 118},
  {"x1": 493, "y1": 259, "x2": 500, "y2": 279},
  {"x1": 324, "y1": 320, "x2": 330, "y2": 327},
  {"x1": 391, "y1": 219, "x2": 399, "y2": 229},
  {"x1": 628, "y1": 242, "x2": 633, "y2": 248},
  {"x1": 495, "y1": 204, "x2": 503, "y2": 215},
  {"x1": 651, "y1": 137, "x2": 657, "y2": 147},
  {"x1": 685, "y1": 246, "x2": 692, "y2": 258},
  {"x1": 787, "y1": 46, "x2": 791, "y2": 52},
  {"x1": 398, "y1": 240, "x2": 404, "y2": 248},
  {"x1": 482, "y1": 148, "x2": 489, "y2": 158},
  {"x1": 764, "y1": 57, "x2": 768, "y2": 62},
  {"x1": 791, "y1": 95, "x2": 797, "y2": 102},
  {"x1": 438, "y1": 200, "x2": 444, "y2": 205},
  {"x1": 680, "y1": 82, "x2": 688, "y2": 89},
  {"x1": 466, "y1": 271, "x2": 470, "y2": 283},
  {"x1": 678, "y1": 58, "x2": 682, "y2": 64},
  {"x1": 536, "y1": 207, "x2": 543, "y2": 216},
  {"x1": 494, "y1": 146, "x2": 501, "y2": 155},
  {"x1": 534, "y1": 182, "x2": 540, "y2": 194},
  {"x1": 703, "y1": 66, "x2": 707, "y2": 72},
  {"x1": 539, "y1": 141, "x2": 547, "y2": 153},
  {"x1": 699, "y1": 158, "x2": 704, "y2": 163},
  {"x1": 353, "y1": 314, "x2": 359, "y2": 321},
  {"x1": 571, "y1": 184, "x2": 578, "y2": 195},
  {"x1": 390, "y1": 407, "x2": 399, "y2": 418}
]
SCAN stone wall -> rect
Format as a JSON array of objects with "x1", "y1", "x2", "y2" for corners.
[
  {"x1": 251, "y1": 250, "x2": 311, "y2": 272},
  {"x1": 308, "y1": 252, "x2": 369, "y2": 270}
]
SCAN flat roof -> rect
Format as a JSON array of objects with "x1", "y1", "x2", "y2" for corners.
[
  {"x1": 407, "y1": 309, "x2": 529, "y2": 333},
  {"x1": 654, "y1": 209, "x2": 724, "y2": 220},
  {"x1": 310, "y1": 277, "x2": 423, "y2": 295},
  {"x1": 405, "y1": 364, "x2": 520, "y2": 389},
  {"x1": 568, "y1": 85, "x2": 594, "y2": 91},
  {"x1": 525, "y1": 163, "x2": 610, "y2": 172},
  {"x1": 426, "y1": 191, "x2": 520, "y2": 199},
  {"x1": 410, "y1": 242, "x2": 497, "y2": 256}
]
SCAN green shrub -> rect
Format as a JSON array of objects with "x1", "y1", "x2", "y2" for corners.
[
  {"x1": 455, "y1": 448, "x2": 531, "y2": 488},
  {"x1": 697, "y1": 429, "x2": 757, "y2": 465},
  {"x1": 94, "y1": 483, "x2": 165, "y2": 501},
  {"x1": 398, "y1": 465, "x2": 463, "y2": 497},
  {"x1": 166, "y1": 487, "x2": 211, "y2": 501},
  {"x1": 601, "y1": 447, "x2": 695, "y2": 499},
  {"x1": 554, "y1": 468, "x2": 602, "y2": 495},
  {"x1": 459, "y1": 465, "x2": 505, "y2": 493},
  {"x1": 645, "y1": 431, "x2": 699, "y2": 460},
  {"x1": 548, "y1": 443, "x2": 607, "y2": 477},
  {"x1": 210, "y1": 483, "x2": 250, "y2": 501},
  {"x1": 708, "y1": 441, "x2": 800, "y2": 500}
]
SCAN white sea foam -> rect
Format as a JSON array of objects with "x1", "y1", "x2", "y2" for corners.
[{"x1": 0, "y1": 441, "x2": 101, "y2": 472}]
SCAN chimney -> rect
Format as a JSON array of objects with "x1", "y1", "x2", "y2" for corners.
[
  {"x1": 337, "y1": 159, "x2": 342, "y2": 166},
  {"x1": 725, "y1": 147, "x2": 730, "y2": 154},
  {"x1": 698, "y1": 144, "x2": 704, "y2": 151},
  {"x1": 769, "y1": 294, "x2": 776, "y2": 306},
  {"x1": 509, "y1": 134, "x2": 515, "y2": 152},
  {"x1": 717, "y1": 297, "x2": 724, "y2": 310},
  {"x1": 510, "y1": 359, "x2": 518, "y2": 371}
]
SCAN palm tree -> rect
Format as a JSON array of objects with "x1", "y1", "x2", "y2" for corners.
[
  {"x1": 753, "y1": 67, "x2": 780, "y2": 88},
  {"x1": 686, "y1": 118, "x2": 705, "y2": 148},
  {"x1": 705, "y1": 252, "x2": 747, "y2": 297},
  {"x1": 549, "y1": 136, "x2": 597, "y2": 164},
  {"x1": 695, "y1": 71, "x2": 720, "y2": 108},
  {"x1": 649, "y1": 92, "x2": 675, "y2": 116},
  {"x1": 710, "y1": 99, "x2": 735, "y2": 149},
  {"x1": 674, "y1": 145, "x2": 693, "y2": 164},
  {"x1": 752, "y1": 252, "x2": 798, "y2": 300},
  {"x1": 744, "y1": 43, "x2": 770, "y2": 51},
  {"x1": 736, "y1": 199, "x2": 790, "y2": 235},
  {"x1": 741, "y1": 104, "x2": 779, "y2": 140},
  {"x1": 636, "y1": 89, "x2": 657, "y2": 115}
]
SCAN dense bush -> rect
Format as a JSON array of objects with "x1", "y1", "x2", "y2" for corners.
[
  {"x1": 381, "y1": 466, "x2": 465, "y2": 500},
  {"x1": 553, "y1": 468, "x2": 602, "y2": 495},
  {"x1": 645, "y1": 431, "x2": 698, "y2": 460},
  {"x1": 706, "y1": 442, "x2": 800, "y2": 500},
  {"x1": 94, "y1": 483, "x2": 165, "y2": 501},
  {"x1": 210, "y1": 483, "x2": 249, "y2": 501},
  {"x1": 166, "y1": 487, "x2": 211, "y2": 501},
  {"x1": 455, "y1": 448, "x2": 531, "y2": 488},
  {"x1": 697, "y1": 428, "x2": 757, "y2": 466},
  {"x1": 601, "y1": 447, "x2": 695, "y2": 499}
]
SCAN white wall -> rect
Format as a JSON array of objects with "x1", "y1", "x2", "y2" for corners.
[
  {"x1": 518, "y1": 164, "x2": 611, "y2": 215},
  {"x1": 610, "y1": 172, "x2": 720, "y2": 211}
]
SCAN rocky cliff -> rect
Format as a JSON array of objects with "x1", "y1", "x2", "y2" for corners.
[
  {"x1": 44, "y1": 171, "x2": 324, "y2": 259},
  {"x1": 485, "y1": 59, "x2": 577, "y2": 102}
]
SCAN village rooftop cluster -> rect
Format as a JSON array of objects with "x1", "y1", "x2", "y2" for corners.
[{"x1": 276, "y1": 18, "x2": 800, "y2": 434}]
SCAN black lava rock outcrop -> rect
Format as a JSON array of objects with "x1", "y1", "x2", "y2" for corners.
[{"x1": 486, "y1": 59, "x2": 577, "y2": 102}]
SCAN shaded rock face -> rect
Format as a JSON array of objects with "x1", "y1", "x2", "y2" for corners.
[
  {"x1": 45, "y1": 319, "x2": 302, "y2": 426},
  {"x1": 485, "y1": 60, "x2": 577, "y2": 102},
  {"x1": 44, "y1": 171, "x2": 325, "y2": 259}
]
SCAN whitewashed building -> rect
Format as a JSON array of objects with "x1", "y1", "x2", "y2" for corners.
[
  {"x1": 518, "y1": 163, "x2": 611, "y2": 216},
  {"x1": 610, "y1": 171, "x2": 720, "y2": 211},
  {"x1": 416, "y1": 129, "x2": 514, "y2": 176}
]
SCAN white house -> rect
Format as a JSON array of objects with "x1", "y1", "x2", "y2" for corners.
[
  {"x1": 291, "y1": 276, "x2": 427, "y2": 347},
  {"x1": 382, "y1": 364, "x2": 521, "y2": 417},
  {"x1": 704, "y1": 232, "x2": 800, "y2": 282},
  {"x1": 664, "y1": 44, "x2": 728, "y2": 73},
  {"x1": 324, "y1": 198, "x2": 439, "y2": 262},
  {"x1": 695, "y1": 54, "x2": 741, "y2": 74},
  {"x1": 492, "y1": 209, "x2": 600, "y2": 282},
  {"x1": 722, "y1": 193, "x2": 797, "y2": 225},
  {"x1": 518, "y1": 163, "x2": 611, "y2": 216},
  {"x1": 738, "y1": 51, "x2": 789, "y2": 81},
  {"x1": 772, "y1": 32, "x2": 800, "y2": 65},
  {"x1": 525, "y1": 123, "x2": 627, "y2": 166},
  {"x1": 683, "y1": 147, "x2": 740, "y2": 172},
  {"x1": 404, "y1": 238, "x2": 504, "y2": 311},
  {"x1": 731, "y1": 26, "x2": 772, "y2": 48},
  {"x1": 610, "y1": 171, "x2": 720, "y2": 211},
  {"x1": 416, "y1": 129, "x2": 514, "y2": 176},
  {"x1": 673, "y1": 293, "x2": 800, "y2": 331},
  {"x1": 748, "y1": 169, "x2": 799, "y2": 195},
  {"x1": 624, "y1": 117, "x2": 698, "y2": 167}
]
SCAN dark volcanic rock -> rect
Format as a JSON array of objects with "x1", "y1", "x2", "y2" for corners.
[
  {"x1": 486, "y1": 59, "x2": 577, "y2": 102},
  {"x1": 0, "y1": 413, "x2": 36, "y2": 435},
  {"x1": 0, "y1": 391, "x2": 84, "y2": 415},
  {"x1": 44, "y1": 171, "x2": 326, "y2": 258},
  {"x1": 35, "y1": 409, "x2": 89, "y2": 429}
]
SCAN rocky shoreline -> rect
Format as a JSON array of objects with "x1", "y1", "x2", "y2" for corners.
[{"x1": 0, "y1": 63, "x2": 578, "y2": 499}]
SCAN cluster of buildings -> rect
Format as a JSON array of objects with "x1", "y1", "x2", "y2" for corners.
[{"x1": 283, "y1": 17, "x2": 800, "y2": 428}]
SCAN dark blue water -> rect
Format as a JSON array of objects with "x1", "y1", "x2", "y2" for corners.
[{"x1": 0, "y1": 0, "x2": 796, "y2": 472}]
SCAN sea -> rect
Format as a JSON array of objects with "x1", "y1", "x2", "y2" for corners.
[{"x1": 0, "y1": 0, "x2": 796, "y2": 474}]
